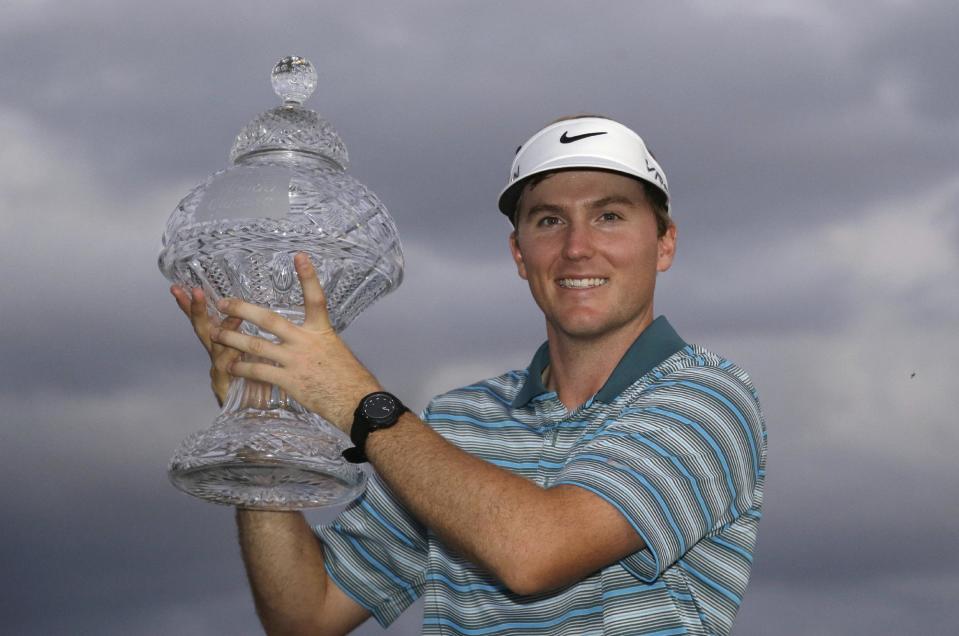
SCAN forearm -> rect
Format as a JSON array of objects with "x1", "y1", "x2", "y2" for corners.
[
  {"x1": 364, "y1": 413, "x2": 561, "y2": 593},
  {"x1": 236, "y1": 510, "x2": 330, "y2": 634}
]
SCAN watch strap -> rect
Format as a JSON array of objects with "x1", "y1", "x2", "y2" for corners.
[{"x1": 342, "y1": 391, "x2": 408, "y2": 464}]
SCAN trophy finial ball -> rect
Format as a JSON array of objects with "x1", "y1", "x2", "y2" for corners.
[{"x1": 271, "y1": 56, "x2": 317, "y2": 106}]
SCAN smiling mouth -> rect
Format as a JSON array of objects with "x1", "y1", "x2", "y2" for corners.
[{"x1": 557, "y1": 278, "x2": 609, "y2": 289}]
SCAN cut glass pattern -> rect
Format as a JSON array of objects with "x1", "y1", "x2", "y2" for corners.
[{"x1": 158, "y1": 56, "x2": 403, "y2": 509}]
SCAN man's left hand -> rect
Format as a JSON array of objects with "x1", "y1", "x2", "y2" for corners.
[{"x1": 210, "y1": 252, "x2": 382, "y2": 431}]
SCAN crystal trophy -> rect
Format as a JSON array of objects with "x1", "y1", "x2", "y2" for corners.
[{"x1": 158, "y1": 56, "x2": 403, "y2": 509}]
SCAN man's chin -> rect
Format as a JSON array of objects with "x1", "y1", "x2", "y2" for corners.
[{"x1": 550, "y1": 317, "x2": 614, "y2": 341}]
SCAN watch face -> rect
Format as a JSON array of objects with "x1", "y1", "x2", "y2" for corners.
[{"x1": 362, "y1": 393, "x2": 397, "y2": 424}]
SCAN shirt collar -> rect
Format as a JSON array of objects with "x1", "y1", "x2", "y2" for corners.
[{"x1": 510, "y1": 316, "x2": 687, "y2": 410}]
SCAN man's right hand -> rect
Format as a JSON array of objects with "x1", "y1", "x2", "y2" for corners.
[{"x1": 170, "y1": 285, "x2": 243, "y2": 406}]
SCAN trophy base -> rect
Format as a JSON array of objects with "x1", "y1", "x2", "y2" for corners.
[
  {"x1": 171, "y1": 461, "x2": 366, "y2": 510},
  {"x1": 168, "y1": 409, "x2": 367, "y2": 510}
]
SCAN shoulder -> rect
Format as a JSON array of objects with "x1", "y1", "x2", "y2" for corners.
[
  {"x1": 421, "y1": 368, "x2": 528, "y2": 418},
  {"x1": 616, "y1": 344, "x2": 766, "y2": 463},
  {"x1": 419, "y1": 369, "x2": 535, "y2": 449},
  {"x1": 627, "y1": 344, "x2": 761, "y2": 411}
]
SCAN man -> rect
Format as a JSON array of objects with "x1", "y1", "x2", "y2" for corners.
[{"x1": 172, "y1": 115, "x2": 766, "y2": 635}]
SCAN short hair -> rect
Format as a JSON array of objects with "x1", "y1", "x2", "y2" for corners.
[{"x1": 511, "y1": 114, "x2": 671, "y2": 237}]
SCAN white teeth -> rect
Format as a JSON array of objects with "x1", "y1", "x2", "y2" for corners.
[{"x1": 558, "y1": 278, "x2": 608, "y2": 289}]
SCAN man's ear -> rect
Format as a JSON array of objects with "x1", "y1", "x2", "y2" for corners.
[
  {"x1": 509, "y1": 231, "x2": 528, "y2": 280},
  {"x1": 656, "y1": 223, "x2": 677, "y2": 273}
]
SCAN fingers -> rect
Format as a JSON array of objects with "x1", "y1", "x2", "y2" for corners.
[
  {"x1": 219, "y1": 315, "x2": 243, "y2": 333},
  {"x1": 171, "y1": 285, "x2": 216, "y2": 353},
  {"x1": 211, "y1": 316, "x2": 243, "y2": 366},
  {"x1": 227, "y1": 359, "x2": 286, "y2": 387},
  {"x1": 295, "y1": 253, "x2": 333, "y2": 332},
  {"x1": 212, "y1": 325, "x2": 291, "y2": 365},
  {"x1": 170, "y1": 285, "x2": 212, "y2": 326},
  {"x1": 213, "y1": 344, "x2": 242, "y2": 374},
  {"x1": 170, "y1": 285, "x2": 192, "y2": 317},
  {"x1": 216, "y1": 297, "x2": 299, "y2": 341},
  {"x1": 188, "y1": 287, "x2": 216, "y2": 350}
]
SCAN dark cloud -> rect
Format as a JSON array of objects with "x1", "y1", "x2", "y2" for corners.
[
  {"x1": 5, "y1": 1, "x2": 957, "y2": 255},
  {"x1": 859, "y1": 0, "x2": 959, "y2": 124},
  {"x1": 3, "y1": 2, "x2": 959, "y2": 634}
]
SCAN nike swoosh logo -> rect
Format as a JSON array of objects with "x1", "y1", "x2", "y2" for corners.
[{"x1": 560, "y1": 131, "x2": 607, "y2": 144}]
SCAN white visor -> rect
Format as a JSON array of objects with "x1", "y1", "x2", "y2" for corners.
[{"x1": 497, "y1": 117, "x2": 669, "y2": 218}]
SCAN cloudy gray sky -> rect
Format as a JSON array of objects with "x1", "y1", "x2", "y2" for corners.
[{"x1": 2, "y1": 1, "x2": 957, "y2": 634}]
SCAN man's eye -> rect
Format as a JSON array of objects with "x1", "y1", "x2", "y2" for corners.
[
  {"x1": 538, "y1": 216, "x2": 561, "y2": 227},
  {"x1": 600, "y1": 212, "x2": 621, "y2": 221}
]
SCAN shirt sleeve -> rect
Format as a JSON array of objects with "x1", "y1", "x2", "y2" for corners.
[
  {"x1": 313, "y1": 467, "x2": 429, "y2": 627},
  {"x1": 554, "y1": 364, "x2": 763, "y2": 582}
]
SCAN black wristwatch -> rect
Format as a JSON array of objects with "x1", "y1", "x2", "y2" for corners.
[{"x1": 342, "y1": 391, "x2": 409, "y2": 464}]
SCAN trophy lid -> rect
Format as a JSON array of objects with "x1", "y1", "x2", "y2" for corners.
[{"x1": 229, "y1": 56, "x2": 349, "y2": 168}]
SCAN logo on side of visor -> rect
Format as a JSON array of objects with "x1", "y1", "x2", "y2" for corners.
[{"x1": 645, "y1": 158, "x2": 667, "y2": 189}]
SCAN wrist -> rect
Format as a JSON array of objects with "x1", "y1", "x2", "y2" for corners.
[
  {"x1": 342, "y1": 390, "x2": 409, "y2": 464},
  {"x1": 331, "y1": 381, "x2": 382, "y2": 433}
]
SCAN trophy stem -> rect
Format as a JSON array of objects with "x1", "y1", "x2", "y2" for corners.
[
  {"x1": 222, "y1": 352, "x2": 299, "y2": 413},
  {"x1": 168, "y1": 351, "x2": 367, "y2": 510}
]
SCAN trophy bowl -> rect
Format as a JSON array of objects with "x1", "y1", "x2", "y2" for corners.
[{"x1": 159, "y1": 56, "x2": 403, "y2": 510}]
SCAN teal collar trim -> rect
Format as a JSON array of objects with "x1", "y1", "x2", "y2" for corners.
[
  {"x1": 510, "y1": 316, "x2": 687, "y2": 409},
  {"x1": 512, "y1": 340, "x2": 551, "y2": 408}
]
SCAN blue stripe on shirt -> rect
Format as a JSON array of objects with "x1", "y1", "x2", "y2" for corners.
[
  {"x1": 584, "y1": 429, "x2": 714, "y2": 530},
  {"x1": 674, "y1": 379, "x2": 759, "y2": 479},
  {"x1": 562, "y1": 453, "x2": 687, "y2": 554},
  {"x1": 359, "y1": 498, "x2": 418, "y2": 550},
  {"x1": 679, "y1": 559, "x2": 742, "y2": 605},
  {"x1": 645, "y1": 406, "x2": 739, "y2": 510},
  {"x1": 422, "y1": 604, "x2": 605, "y2": 634}
]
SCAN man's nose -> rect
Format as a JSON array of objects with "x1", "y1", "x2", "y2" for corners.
[{"x1": 562, "y1": 222, "x2": 596, "y2": 260}]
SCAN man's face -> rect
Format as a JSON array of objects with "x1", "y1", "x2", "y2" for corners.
[{"x1": 509, "y1": 170, "x2": 676, "y2": 343}]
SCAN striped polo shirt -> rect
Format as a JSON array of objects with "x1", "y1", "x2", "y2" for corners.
[{"x1": 315, "y1": 316, "x2": 767, "y2": 635}]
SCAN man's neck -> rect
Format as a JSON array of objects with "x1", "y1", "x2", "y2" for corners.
[{"x1": 544, "y1": 315, "x2": 654, "y2": 411}]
